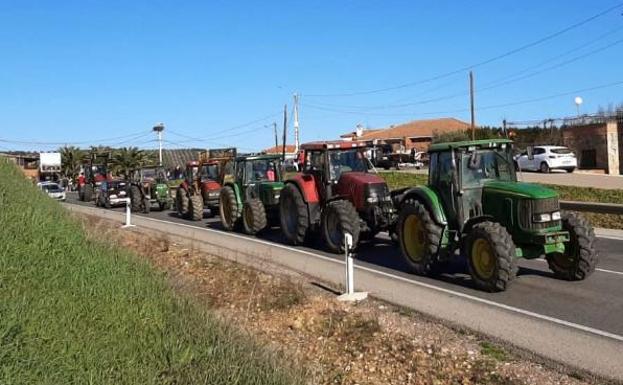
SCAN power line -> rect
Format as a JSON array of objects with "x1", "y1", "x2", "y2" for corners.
[
  {"x1": 304, "y1": 2, "x2": 623, "y2": 97},
  {"x1": 0, "y1": 130, "x2": 151, "y2": 146}
]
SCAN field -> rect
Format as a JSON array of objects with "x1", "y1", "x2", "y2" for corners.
[
  {"x1": 0, "y1": 159, "x2": 301, "y2": 385},
  {"x1": 379, "y1": 172, "x2": 623, "y2": 230}
]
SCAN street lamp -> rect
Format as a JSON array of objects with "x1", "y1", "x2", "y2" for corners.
[
  {"x1": 153, "y1": 123, "x2": 165, "y2": 166},
  {"x1": 574, "y1": 96, "x2": 583, "y2": 117}
]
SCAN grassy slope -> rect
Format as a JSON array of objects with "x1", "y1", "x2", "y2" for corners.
[
  {"x1": 0, "y1": 159, "x2": 300, "y2": 385},
  {"x1": 380, "y1": 171, "x2": 623, "y2": 229}
]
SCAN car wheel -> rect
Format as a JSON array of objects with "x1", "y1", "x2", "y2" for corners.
[{"x1": 540, "y1": 162, "x2": 550, "y2": 173}]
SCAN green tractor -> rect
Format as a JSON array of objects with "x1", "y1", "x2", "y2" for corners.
[
  {"x1": 128, "y1": 166, "x2": 172, "y2": 213},
  {"x1": 218, "y1": 154, "x2": 284, "y2": 235},
  {"x1": 396, "y1": 139, "x2": 597, "y2": 292}
]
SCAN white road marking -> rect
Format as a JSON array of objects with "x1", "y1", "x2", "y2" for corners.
[
  {"x1": 116, "y1": 211, "x2": 623, "y2": 344},
  {"x1": 532, "y1": 258, "x2": 623, "y2": 276}
]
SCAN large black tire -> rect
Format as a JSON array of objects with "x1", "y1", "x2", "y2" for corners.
[
  {"x1": 83, "y1": 184, "x2": 94, "y2": 202},
  {"x1": 189, "y1": 194, "x2": 203, "y2": 221},
  {"x1": 546, "y1": 212, "x2": 597, "y2": 280},
  {"x1": 219, "y1": 186, "x2": 240, "y2": 231},
  {"x1": 397, "y1": 199, "x2": 443, "y2": 275},
  {"x1": 104, "y1": 195, "x2": 111, "y2": 209},
  {"x1": 143, "y1": 198, "x2": 151, "y2": 214},
  {"x1": 242, "y1": 199, "x2": 268, "y2": 235},
  {"x1": 466, "y1": 221, "x2": 517, "y2": 292},
  {"x1": 130, "y1": 185, "x2": 142, "y2": 212},
  {"x1": 176, "y1": 187, "x2": 189, "y2": 217},
  {"x1": 78, "y1": 186, "x2": 85, "y2": 201},
  {"x1": 279, "y1": 184, "x2": 309, "y2": 245},
  {"x1": 321, "y1": 200, "x2": 360, "y2": 254}
]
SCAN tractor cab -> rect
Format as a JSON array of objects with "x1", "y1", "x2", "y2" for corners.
[{"x1": 79, "y1": 152, "x2": 112, "y2": 202}]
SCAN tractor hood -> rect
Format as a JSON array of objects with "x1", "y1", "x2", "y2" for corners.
[
  {"x1": 483, "y1": 180, "x2": 558, "y2": 199},
  {"x1": 338, "y1": 172, "x2": 385, "y2": 187},
  {"x1": 336, "y1": 172, "x2": 389, "y2": 210}
]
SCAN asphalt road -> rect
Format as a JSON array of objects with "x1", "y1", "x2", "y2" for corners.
[{"x1": 66, "y1": 192, "x2": 623, "y2": 338}]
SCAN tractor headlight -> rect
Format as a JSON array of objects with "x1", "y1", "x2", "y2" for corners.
[
  {"x1": 533, "y1": 213, "x2": 552, "y2": 223},
  {"x1": 551, "y1": 211, "x2": 561, "y2": 221},
  {"x1": 366, "y1": 195, "x2": 379, "y2": 203},
  {"x1": 208, "y1": 192, "x2": 219, "y2": 198}
]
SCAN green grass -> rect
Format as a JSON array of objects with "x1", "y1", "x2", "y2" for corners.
[
  {"x1": 0, "y1": 159, "x2": 301, "y2": 385},
  {"x1": 479, "y1": 341, "x2": 508, "y2": 362},
  {"x1": 379, "y1": 171, "x2": 623, "y2": 229}
]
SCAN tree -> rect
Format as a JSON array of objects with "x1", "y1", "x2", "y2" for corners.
[
  {"x1": 58, "y1": 146, "x2": 84, "y2": 180},
  {"x1": 111, "y1": 147, "x2": 154, "y2": 178}
]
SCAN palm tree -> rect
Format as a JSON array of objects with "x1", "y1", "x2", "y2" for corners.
[
  {"x1": 112, "y1": 147, "x2": 155, "y2": 178},
  {"x1": 59, "y1": 146, "x2": 84, "y2": 180}
]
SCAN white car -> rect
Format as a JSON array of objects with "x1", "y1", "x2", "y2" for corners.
[
  {"x1": 38, "y1": 182, "x2": 66, "y2": 201},
  {"x1": 515, "y1": 145, "x2": 577, "y2": 173}
]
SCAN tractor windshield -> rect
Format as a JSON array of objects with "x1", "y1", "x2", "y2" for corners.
[
  {"x1": 244, "y1": 159, "x2": 280, "y2": 183},
  {"x1": 461, "y1": 148, "x2": 515, "y2": 188},
  {"x1": 328, "y1": 149, "x2": 368, "y2": 180},
  {"x1": 202, "y1": 164, "x2": 219, "y2": 181},
  {"x1": 142, "y1": 168, "x2": 157, "y2": 179}
]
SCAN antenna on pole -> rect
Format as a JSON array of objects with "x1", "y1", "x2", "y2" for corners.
[
  {"x1": 293, "y1": 93, "x2": 300, "y2": 153},
  {"x1": 469, "y1": 71, "x2": 476, "y2": 140}
]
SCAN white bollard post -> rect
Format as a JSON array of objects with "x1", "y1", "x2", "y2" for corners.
[
  {"x1": 337, "y1": 232, "x2": 368, "y2": 302},
  {"x1": 121, "y1": 198, "x2": 135, "y2": 228}
]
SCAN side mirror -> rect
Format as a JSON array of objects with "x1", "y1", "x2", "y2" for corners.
[
  {"x1": 527, "y1": 146, "x2": 534, "y2": 160},
  {"x1": 468, "y1": 152, "x2": 481, "y2": 170}
]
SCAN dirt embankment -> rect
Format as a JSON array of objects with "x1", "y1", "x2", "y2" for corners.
[{"x1": 82, "y1": 215, "x2": 601, "y2": 385}]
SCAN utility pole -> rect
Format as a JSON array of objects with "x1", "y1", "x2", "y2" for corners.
[
  {"x1": 293, "y1": 93, "x2": 300, "y2": 153},
  {"x1": 502, "y1": 119, "x2": 507, "y2": 138},
  {"x1": 282, "y1": 104, "x2": 287, "y2": 160},
  {"x1": 273, "y1": 122, "x2": 278, "y2": 150},
  {"x1": 152, "y1": 123, "x2": 165, "y2": 166},
  {"x1": 469, "y1": 71, "x2": 476, "y2": 140}
]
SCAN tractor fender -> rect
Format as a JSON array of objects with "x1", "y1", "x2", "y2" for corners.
[
  {"x1": 287, "y1": 174, "x2": 319, "y2": 204},
  {"x1": 179, "y1": 181, "x2": 190, "y2": 196},
  {"x1": 462, "y1": 215, "x2": 497, "y2": 235},
  {"x1": 398, "y1": 186, "x2": 447, "y2": 226},
  {"x1": 226, "y1": 182, "x2": 243, "y2": 210}
]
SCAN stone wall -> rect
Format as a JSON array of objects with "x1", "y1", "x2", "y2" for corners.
[{"x1": 561, "y1": 120, "x2": 621, "y2": 174}]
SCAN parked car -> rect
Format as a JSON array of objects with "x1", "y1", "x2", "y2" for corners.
[
  {"x1": 37, "y1": 182, "x2": 66, "y2": 201},
  {"x1": 514, "y1": 145, "x2": 577, "y2": 173}
]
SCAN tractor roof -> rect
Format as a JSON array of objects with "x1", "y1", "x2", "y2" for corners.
[
  {"x1": 301, "y1": 140, "x2": 368, "y2": 151},
  {"x1": 238, "y1": 153, "x2": 283, "y2": 161},
  {"x1": 428, "y1": 138, "x2": 513, "y2": 153}
]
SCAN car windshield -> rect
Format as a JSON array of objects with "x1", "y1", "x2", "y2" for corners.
[
  {"x1": 42, "y1": 184, "x2": 61, "y2": 192},
  {"x1": 551, "y1": 148, "x2": 572, "y2": 155},
  {"x1": 461, "y1": 148, "x2": 514, "y2": 188},
  {"x1": 328, "y1": 149, "x2": 368, "y2": 180},
  {"x1": 244, "y1": 159, "x2": 279, "y2": 183}
]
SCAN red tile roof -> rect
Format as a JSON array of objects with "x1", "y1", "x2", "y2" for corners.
[{"x1": 263, "y1": 144, "x2": 297, "y2": 154}]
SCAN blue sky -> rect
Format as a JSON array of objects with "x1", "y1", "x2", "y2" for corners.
[{"x1": 1, "y1": 1, "x2": 622, "y2": 152}]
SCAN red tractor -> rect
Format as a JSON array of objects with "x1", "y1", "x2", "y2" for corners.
[
  {"x1": 176, "y1": 148, "x2": 235, "y2": 221},
  {"x1": 279, "y1": 141, "x2": 397, "y2": 253}
]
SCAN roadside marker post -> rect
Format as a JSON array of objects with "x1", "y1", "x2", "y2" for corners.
[
  {"x1": 121, "y1": 198, "x2": 135, "y2": 228},
  {"x1": 337, "y1": 233, "x2": 368, "y2": 302}
]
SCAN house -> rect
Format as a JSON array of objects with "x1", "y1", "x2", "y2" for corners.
[
  {"x1": 0, "y1": 152, "x2": 40, "y2": 181},
  {"x1": 562, "y1": 117, "x2": 623, "y2": 174},
  {"x1": 341, "y1": 117, "x2": 470, "y2": 153}
]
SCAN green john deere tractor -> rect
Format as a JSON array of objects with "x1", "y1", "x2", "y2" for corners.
[
  {"x1": 219, "y1": 154, "x2": 284, "y2": 235},
  {"x1": 128, "y1": 166, "x2": 172, "y2": 213},
  {"x1": 396, "y1": 139, "x2": 597, "y2": 292}
]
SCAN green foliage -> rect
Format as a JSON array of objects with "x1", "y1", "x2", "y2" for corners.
[
  {"x1": 111, "y1": 147, "x2": 155, "y2": 178},
  {"x1": 432, "y1": 127, "x2": 503, "y2": 144},
  {"x1": 0, "y1": 159, "x2": 301, "y2": 385},
  {"x1": 58, "y1": 145, "x2": 84, "y2": 179}
]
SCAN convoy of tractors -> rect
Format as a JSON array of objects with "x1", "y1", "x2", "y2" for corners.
[{"x1": 76, "y1": 139, "x2": 598, "y2": 292}]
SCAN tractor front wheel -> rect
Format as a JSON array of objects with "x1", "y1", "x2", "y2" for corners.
[
  {"x1": 176, "y1": 187, "x2": 189, "y2": 218},
  {"x1": 143, "y1": 198, "x2": 151, "y2": 214},
  {"x1": 466, "y1": 221, "x2": 517, "y2": 292},
  {"x1": 83, "y1": 184, "x2": 94, "y2": 202},
  {"x1": 279, "y1": 184, "x2": 309, "y2": 245},
  {"x1": 130, "y1": 185, "x2": 143, "y2": 212},
  {"x1": 321, "y1": 200, "x2": 360, "y2": 254},
  {"x1": 219, "y1": 186, "x2": 240, "y2": 231},
  {"x1": 242, "y1": 199, "x2": 268, "y2": 235},
  {"x1": 546, "y1": 212, "x2": 597, "y2": 280},
  {"x1": 189, "y1": 194, "x2": 203, "y2": 221},
  {"x1": 398, "y1": 199, "x2": 443, "y2": 275}
]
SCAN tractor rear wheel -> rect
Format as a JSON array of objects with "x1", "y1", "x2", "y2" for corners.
[
  {"x1": 219, "y1": 186, "x2": 240, "y2": 230},
  {"x1": 130, "y1": 185, "x2": 142, "y2": 212},
  {"x1": 398, "y1": 199, "x2": 443, "y2": 275},
  {"x1": 467, "y1": 221, "x2": 517, "y2": 292},
  {"x1": 176, "y1": 187, "x2": 189, "y2": 218},
  {"x1": 242, "y1": 199, "x2": 268, "y2": 235},
  {"x1": 279, "y1": 184, "x2": 309, "y2": 245},
  {"x1": 104, "y1": 195, "x2": 111, "y2": 209},
  {"x1": 321, "y1": 200, "x2": 360, "y2": 254},
  {"x1": 546, "y1": 212, "x2": 597, "y2": 280},
  {"x1": 143, "y1": 198, "x2": 151, "y2": 214},
  {"x1": 83, "y1": 184, "x2": 94, "y2": 202},
  {"x1": 189, "y1": 194, "x2": 203, "y2": 221}
]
